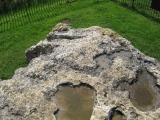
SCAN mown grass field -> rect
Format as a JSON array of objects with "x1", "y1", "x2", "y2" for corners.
[
  {"x1": 0, "y1": 0, "x2": 160, "y2": 79},
  {"x1": 116, "y1": 0, "x2": 160, "y2": 19}
]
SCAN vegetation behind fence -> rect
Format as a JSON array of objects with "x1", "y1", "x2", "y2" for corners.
[
  {"x1": 0, "y1": 0, "x2": 75, "y2": 32},
  {"x1": 113, "y1": 0, "x2": 160, "y2": 19}
]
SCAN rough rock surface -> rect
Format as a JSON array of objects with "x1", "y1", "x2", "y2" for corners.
[{"x1": 0, "y1": 23, "x2": 160, "y2": 120}]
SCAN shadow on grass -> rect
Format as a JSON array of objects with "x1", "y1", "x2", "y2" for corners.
[{"x1": 111, "y1": 0, "x2": 160, "y2": 24}]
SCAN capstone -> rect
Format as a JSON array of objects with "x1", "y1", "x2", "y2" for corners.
[{"x1": 0, "y1": 23, "x2": 160, "y2": 120}]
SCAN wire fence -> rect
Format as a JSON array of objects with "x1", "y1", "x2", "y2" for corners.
[
  {"x1": 0, "y1": 0, "x2": 160, "y2": 33},
  {"x1": 113, "y1": 0, "x2": 160, "y2": 19},
  {"x1": 0, "y1": 0, "x2": 76, "y2": 32}
]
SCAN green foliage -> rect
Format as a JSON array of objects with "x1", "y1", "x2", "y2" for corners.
[{"x1": 0, "y1": 0, "x2": 160, "y2": 79}]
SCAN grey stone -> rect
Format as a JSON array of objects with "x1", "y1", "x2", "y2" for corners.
[{"x1": 0, "y1": 23, "x2": 160, "y2": 120}]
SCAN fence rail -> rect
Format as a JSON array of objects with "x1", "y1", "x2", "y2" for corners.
[
  {"x1": 0, "y1": 0, "x2": 160, "y2": 33},
  {"x1": 0, "y1": 0, "x2": 75, "y2": 32},
  {"x1": 113, "y1": 0, "x2": 160, "y2": 19}
]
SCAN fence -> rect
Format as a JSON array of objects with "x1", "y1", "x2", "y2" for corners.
[
  {"x1": 113, "y1": 0, "x2": 160, "y2": 19},
  {"x1": 0, "y1": 0, "x2": 75, "y2": 32},
  {"x1": 0, "y1": 0, "x2": 160, "y2": 33}
]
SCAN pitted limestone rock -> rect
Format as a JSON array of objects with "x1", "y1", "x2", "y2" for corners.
[{"x1": 0, "y1": 23, "x2": 160, "y2": 120}]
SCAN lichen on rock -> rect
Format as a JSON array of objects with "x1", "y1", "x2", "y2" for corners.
[{"x1": 0, "y1": 23, "x2": 160, "y2": 120}]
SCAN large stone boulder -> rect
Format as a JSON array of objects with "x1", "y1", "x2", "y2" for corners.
[{"x1": 0, "y1": 23, "x2": 160, "y2": 120}]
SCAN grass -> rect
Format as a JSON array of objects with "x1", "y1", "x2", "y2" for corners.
[
  {"x1": 0, "y1": 0, "x2": 75, "y2": 31},
  {"x1": 116, "y1": 0, "x2": 160, "y2": 19},
  {"x1": 0, "y1": 0, "x2": 160, "y2": 79}
]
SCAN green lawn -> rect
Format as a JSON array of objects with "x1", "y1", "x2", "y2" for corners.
[{"x1": 0, "y1": 0, "x2": 160, "y2": 79}]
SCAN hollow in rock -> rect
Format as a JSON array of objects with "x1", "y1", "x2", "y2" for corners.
[
  {"x1": 53, "y1": 84, "x2": 95, "y2": 120},
  {"x1": 130, "y1": 69, "x2": 159, "y2": 111},
  {"x1": 130, "y1": 84, "x2": 158, "y2": 111}
]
